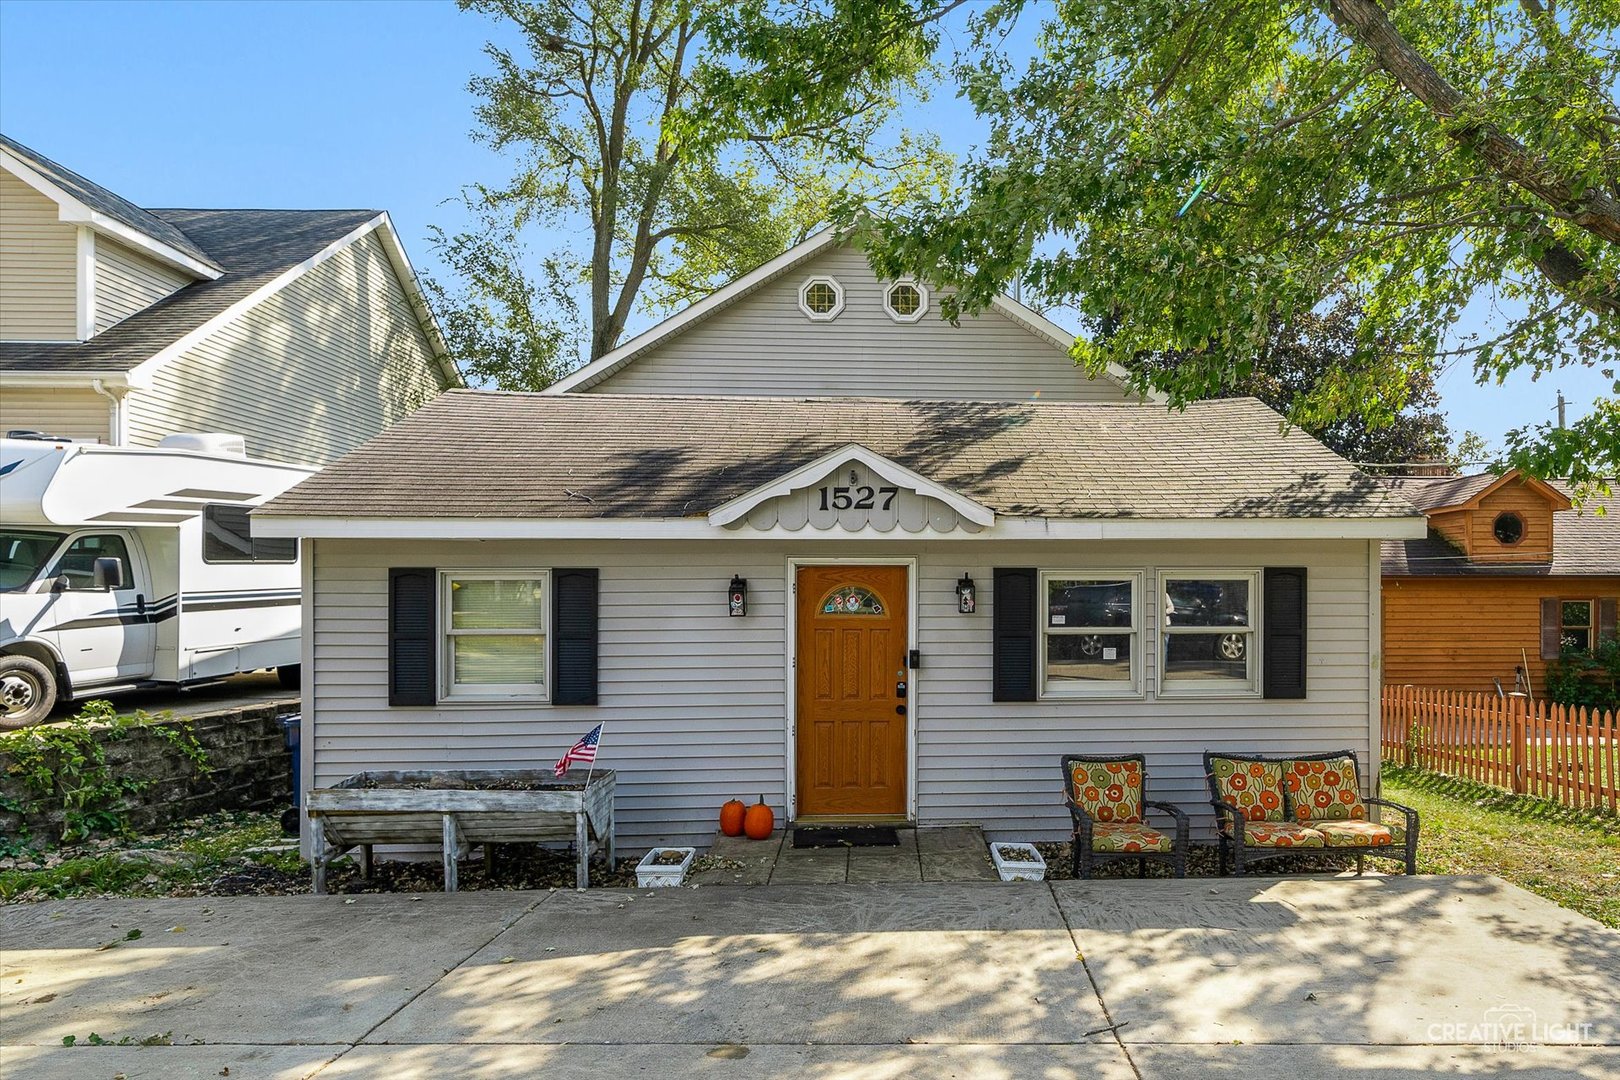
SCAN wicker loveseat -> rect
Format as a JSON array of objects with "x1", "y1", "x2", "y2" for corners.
[
  {"x1": 1203, "y1": 750, "x2": 1419, "y2": 876},
  {"x1": 1061, "y1": 753, "x2": 1190, "y2": 878}
]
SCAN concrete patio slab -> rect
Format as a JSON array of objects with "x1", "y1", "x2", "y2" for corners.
[
  {"x1": 4, "y1": 875, "x2": 1614, "y2": 1079},
  {"x1": 688, "y1": 832, "x2": 781, "y2": 885},
  {"x1": 363, "y1": 883, "x2": 1106, "y2": 1047},
  {"x1": 0, "y1": 1043, "x2": 346, "y2": 1080},
  {"x1": 0, "y1": 893, "x2": 541, "y2": 1047},
  {"x1": 320, "y1": 1041, "x2": 1137, "y2": 1079},
  {"x1": 1054, "y1": 875, "x2": 1620, "y2": 1047}
]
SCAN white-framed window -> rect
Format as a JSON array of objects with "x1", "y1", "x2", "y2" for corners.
[
  {"x1": 1039, "y1": 571, "x2": 1142, "y2": 697},
  {"x1": 1160, "y1": 571, "x2": 1260, "y2": 696},
  {"x1": 440, "y1": 570, "x2": 549, "y2": 702},
  {"x1": 884, "y1": 280, "x2": 928, "y2": 323},
  {"x1": 798, "y1": 275, "x2": 845, "y2": 321}
]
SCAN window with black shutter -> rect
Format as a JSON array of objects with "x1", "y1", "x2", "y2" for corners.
[
  {"x1": 1262, "y1": 567, "x2": 1307, "y2": 699},
  {"x1": 388, "y1": 568, "x2": 436, "y2": 706},
  {"x1": 993, "y1": 568, "x2": 1038, "y2": 702}
]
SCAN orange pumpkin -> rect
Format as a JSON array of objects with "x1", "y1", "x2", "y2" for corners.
[
  {"x1": 744, "y1": 795, "x2": 774, "y2": 840},
  {"x1": 719, "y1": 798, "x2": 747, "y2": 837}
]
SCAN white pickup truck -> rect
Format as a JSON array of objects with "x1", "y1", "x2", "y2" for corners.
[{"x1": 0, "y1": 433, "x2": 314, "y2": 728}]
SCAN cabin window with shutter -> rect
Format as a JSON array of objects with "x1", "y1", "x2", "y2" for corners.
[
  {"x1": 440, "y1": 571, "x2": 549, "y2": 701},
  {"x1": 1039, "y1": 572, "x2": 1142, "y2": 697},
  {"x1": 1159, "y1": 571, "x2": 1260, "y2": 695}
]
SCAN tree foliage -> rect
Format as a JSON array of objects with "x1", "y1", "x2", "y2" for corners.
[
  {"x1": 1134, "y1": 294, "x2": 1452, "y2": 465},
  {"x1": 432, "y1": 0, "x2": 959, "y2": 384},
  {"x1": 861, "y1": 0, "x2": 1620, "y2": 485}
]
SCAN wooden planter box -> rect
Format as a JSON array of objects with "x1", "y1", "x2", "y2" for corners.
[{"x1": 305, "y1": 769, "x2": 616, "y2": 893}]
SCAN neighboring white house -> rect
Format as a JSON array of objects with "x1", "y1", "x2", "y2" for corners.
[
  {"x1": 0, "y1": 133, "x2": 460, "y2": 464},
  {"x1": 257, "y1": 229, "x2": 1426, "y2": 853}
]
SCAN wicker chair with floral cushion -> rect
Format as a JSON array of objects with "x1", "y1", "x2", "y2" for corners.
[
  {"x1": 1061, "y1": 754, "x2": 1189, "y2": 879},
  {"x1": 1204, "y1": 750, "x2": 1419, "y2": 876}
]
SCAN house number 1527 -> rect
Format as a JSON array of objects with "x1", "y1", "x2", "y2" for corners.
[{"x1": 818, "y1": 485, "x2": 899, "y2": 511}]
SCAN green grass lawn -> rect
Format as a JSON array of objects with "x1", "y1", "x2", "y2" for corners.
[{"x1": 1381, "y1": 765, "x2": 1620, "y2": 928}]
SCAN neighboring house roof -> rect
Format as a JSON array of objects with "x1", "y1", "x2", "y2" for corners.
[
  {"x1": 1381, "y1": 473, "x2": 1617, "y2": 576},
  {"x1": 544, "y1": 225, "x2": 1158, "y2": 400},
  {"x1": 0, "y1": 132, "x2": 221, "y2": 276},
  {"x1": 0, "y1": 208, "x2": 380, "y2": 373},
  {"x1": 258, "y1": 391, "x2": 1418, "y2": 525}
]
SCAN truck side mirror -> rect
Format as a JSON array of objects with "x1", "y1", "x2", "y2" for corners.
[
  {"x1": 51, "y1": 574, "x2": 69, "y2": 594},
  {"x1": 92, "y1": 557, "x2": 125, "y2": 591}
]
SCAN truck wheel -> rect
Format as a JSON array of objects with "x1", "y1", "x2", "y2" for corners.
[
  {"x1": 0, "y1": 655, "x2": 57, "y2": 730},
  {"x1": 276, "y1": 665, "x2": 301, "y2": 690}
]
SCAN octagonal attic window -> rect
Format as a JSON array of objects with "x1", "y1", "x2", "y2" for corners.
[
  {"x1": 885, "y1": 281, "x2": 928, "y2": 323},
  {"x1": 799, "y1": 277, "x2": 844, "y2": 321},
  {"x1": 1493, "y1": 512, "x2": 1525, "y2": 545}
]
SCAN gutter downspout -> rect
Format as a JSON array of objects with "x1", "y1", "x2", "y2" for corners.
[{"x1": 90, "y1": 378, "x2": 125, "y2": 445}]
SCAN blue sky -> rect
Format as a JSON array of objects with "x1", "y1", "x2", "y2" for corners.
[{"x1": 0, "y1": 0, "x2": 1606, "y2": 457}]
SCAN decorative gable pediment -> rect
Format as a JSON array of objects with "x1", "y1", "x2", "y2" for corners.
[{"x1": 709, "y1": 444, "x2": 992, "y2": 534}]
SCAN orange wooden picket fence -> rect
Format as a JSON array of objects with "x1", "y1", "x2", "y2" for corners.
[{"x1": 1381, "y1": 686, "x2": 1619, "y2": 813}]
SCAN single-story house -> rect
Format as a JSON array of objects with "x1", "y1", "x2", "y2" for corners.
[
  {"x1": 256, "y1": 230, "x2": 1425, "y2": 852},
  {"x1": 1382, "y1": 470, "x2": 1618, "y2": 695}
]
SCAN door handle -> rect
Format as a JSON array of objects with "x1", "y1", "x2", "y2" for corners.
[{"x1": 137, "y1": 594, "x2": 146, "y2": 615}]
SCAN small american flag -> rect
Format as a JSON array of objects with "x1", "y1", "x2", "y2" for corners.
[{"x1": 554, "y1": 723, "x2": 603, "y2": 777}]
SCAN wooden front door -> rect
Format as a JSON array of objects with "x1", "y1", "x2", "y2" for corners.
[{"x1": 795, "y1": 564, "x2": 909, "y2": 818}]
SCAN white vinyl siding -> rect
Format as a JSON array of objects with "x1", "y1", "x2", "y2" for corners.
[
  {"x1": 588, "y1": 245, "x2": 1135, "y2": 402},
  {"x1": 94, "y1": 236, "x2": 190, "y2": 331},
  {"x1": 0, "y1": 169, "x2": 77, "y2": 341},
  {"x1": 124, "y1": 231, "x2": 449, "y2": 465},
  {"x1": 308, "y1": 537, "x2": 1372, "y2": 853},
  {"x1": 0, "y1": 386, "x2": 110, "y2": 442}
]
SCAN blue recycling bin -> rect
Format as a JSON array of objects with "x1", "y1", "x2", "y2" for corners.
[{"x1": 278, "y1": 713, "x2": 302, "y2": 835}]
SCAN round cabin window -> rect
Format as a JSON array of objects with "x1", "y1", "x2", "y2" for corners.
[
  {"x1": 799, "y1": 277, "x2": 844, "y2": 320},
  {"x1": 1493, "y1": 512, "x2": 1525, "y2": 545}
]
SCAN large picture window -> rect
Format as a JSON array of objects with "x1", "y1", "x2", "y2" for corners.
[
  {"x1": 440, "y1": 571, "x2": 548, "y2": 701},
  {"x1": 1039, "y1": 572, "x2": 1141, "y2": 697},
  {"x1": 202, "y1": 504, "x2": 296, "y2": 564},
  {"x1": 1161, "y1": 572, "x2": 1259, "y2": 695}
]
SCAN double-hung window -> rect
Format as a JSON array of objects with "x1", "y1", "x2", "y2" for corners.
[
  {"x1": 1560, "y1": 600, "x2": 1594, "y2": 654},
  {"x1": 440, "y1": 571, "x2": 549, "y2": 701},
  {"x1": 1039, "y1": 572, "x2": 1141, "y2": 697},
  {"x1": 1161, "y1": 571, "x2": 1259, "y2": 695}
]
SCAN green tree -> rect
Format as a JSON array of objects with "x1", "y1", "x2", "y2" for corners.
[
  {"x1": 1135, "y1": 294, "x2": 1452, "y2": 465},
  {"x1": 861, "y1": 0, "x2": 1619, "y2": 485},
  {"x1": 433, "y1": 0, "x2": 959, "y2": 384}
]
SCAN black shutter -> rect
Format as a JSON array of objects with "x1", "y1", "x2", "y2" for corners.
[
  {"x1": 388, "y1": 567, "x2": 436, "y2": 706},
  {"x1": 993, "y1": 568, "x2": 1038, "y2": 702},
  {"x1": 1262, "y1": 567, "x2": 1307, "y2": 700},
  {"x1": 1540, "y1": 597, "x2": 1562, "y2": 660},
  {"x1": 553, "y1": 568, "x2": 600, "y2": 705},
  {"x1": 1598, "y1": 598, "x2": 1617, "y2": 645}
]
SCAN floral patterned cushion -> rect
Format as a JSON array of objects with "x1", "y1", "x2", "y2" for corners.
[
  {"x1": 1090, "y1": 822, "x2": 1173, "y2": 853},
  {"x1": 1286, "y1": 756, "x2": 1367, "y2": 823},
  {"x1": 1313, "y1": 820, "x2": 1399, "y2": 847},
  {"x1": 1069, "y1": 759, "x2": 1144, "y2": 824},
  {"x1": 1226, "y1": 821, "x2": 1326, "y2": 848},
  {"x1": 1208, "y1": 757, "x2": 1286, "y2": 822}
]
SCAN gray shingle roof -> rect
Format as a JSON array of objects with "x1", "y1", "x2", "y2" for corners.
[
  {"x1": 1382, "y1": 490, "x2": 1618, "y2": 576},
  {"x1": 1, "y1": 133, "x2": 221, "y2": 271},
  {"x1": 258, "y1": 391, "x2": 1420, "y2": 522},
  {"x1": 0, "y1": 207, "x2": 382, "y2": 373},
  {"x1": 1381, "y1": 473, "x2": 1500, "y2": 512}
]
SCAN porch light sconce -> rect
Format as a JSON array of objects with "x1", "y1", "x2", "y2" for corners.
[
  {"x1": 728, "y1": 575, "x2": 748, "y2": 617},
  {"x1": 956, "y1": 573, "x2": 976, "y2": 614}
]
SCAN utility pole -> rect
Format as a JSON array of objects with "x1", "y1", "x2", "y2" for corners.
[{"x1": 1555, "y1": 390, "x2": 1566, "y2": 430}]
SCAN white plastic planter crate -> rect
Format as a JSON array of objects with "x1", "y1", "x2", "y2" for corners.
[
  {"x1": 989, "y1": 842, "x2": 1046, "y2": 882},
  {"x1": 636, "y1": 847, "x2": 696, "y2": 887}
]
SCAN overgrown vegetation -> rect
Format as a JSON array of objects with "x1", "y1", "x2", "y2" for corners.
[
  {"x1": 0, "y1": 811, "x2": 300, "y2": 903},
  {"x1": 0, "y1": 700, "x2": 209, "y2": 846},
  {"x1": 1544, "y1": 639, "x2": 1620, "y2": 713},
  {"x1": 1382, "y1": 765, "x2": 1620, "y2": 928}
]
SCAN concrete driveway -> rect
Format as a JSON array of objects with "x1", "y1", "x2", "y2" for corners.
[{"x1": 2, "y1": 876, "x2": 1616, "y2": 1079}]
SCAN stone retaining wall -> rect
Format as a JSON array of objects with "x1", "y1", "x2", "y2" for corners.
[{"x1": 0, "y1": 699, "x2": 299, "y2": 841}]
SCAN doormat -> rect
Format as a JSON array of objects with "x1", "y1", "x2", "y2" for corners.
[{"x1": 792, "y1": 826, "x2": 901, "y2": 848}]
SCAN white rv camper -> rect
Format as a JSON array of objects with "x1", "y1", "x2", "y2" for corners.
[{"x1": 0, "y1": 434, "x2": 314, "y2": 728}]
